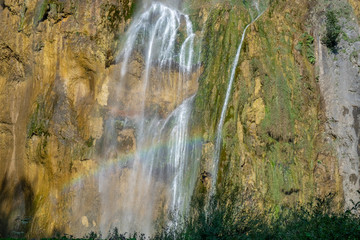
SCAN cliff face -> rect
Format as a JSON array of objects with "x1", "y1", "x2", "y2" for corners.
[
  {"x1": 314, "y1": 0, "x2": 360, "y2": 210},
  {"x1": 0, "y1": 0, "x2": 359, "y2": 237},
  {"x1": 0, "y1": 0, "x2": 134, "y2": 236},
  {"x1": 191, "y1": 0, "x2": 343, "y2": 209}
]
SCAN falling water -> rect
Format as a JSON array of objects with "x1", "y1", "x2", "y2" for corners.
[
  {"x1": 99, "y1": 1, "x2": 200, "y2": 235},
  {"x1": 211, "y1": 8, "x2": 266, "y2": 195}
]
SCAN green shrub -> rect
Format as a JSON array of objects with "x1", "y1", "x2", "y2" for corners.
[
  {"x1": 154, "y1": 192, "x2": 360, "y2": 240},
  {"x1": 296, "y1": 32, "x2": 315, "y2": 64},
  {"x1": 154, "y1": 190, "x2": 267, "y2": 240},
  {"x1": 3, "y1": 193, "x2": 360, "y2": 239},
  {"x1": 322, "y1": 10, "x2": 341, "y2": 52}
]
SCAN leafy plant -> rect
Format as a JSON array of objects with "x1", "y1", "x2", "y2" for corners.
[{"x1": 296, "y1": 32, "x2": 315, "y2": 64}]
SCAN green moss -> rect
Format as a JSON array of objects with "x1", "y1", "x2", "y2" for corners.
[
  {"x1": 254, "y1": 22, "x2": 319, "y2": 203},
  {"x1": 349, "y1": 50, "x2": 359, "y2": 62},
  {"x1": 193, "y1": 4, "x2": 251, "y2": 139},
  {"x1": 342, "y1": 31, "x2": 360, "y2": 44},
  {"x1": 33, "y1": 0, "x2": 49, "y2": 27},
  {"x1": 35, "y1": 136, "x2": 49, "y2": 161},
  {"x1": 85, "y1": 136, "x2": 95, "y2": 148},
  {"x1": 189, "y1": 0, "x2": 333, "y2": 212},
  {"x1": 18, "y1": 4, "x2": 27, "y2": 32},
  {"x1": 27, "y1": 98, "x2": 52, "y2": 139},
  {"x1": 101, "y1": 0, "x2": 136, "y2": 32}
]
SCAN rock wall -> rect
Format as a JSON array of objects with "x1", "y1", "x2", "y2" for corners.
[
  {"x1": 190, "y1": 0, "x2": 343, "y2": 210},
  {"x1": 0, "y1": 0, "x2": 134, "y2": 236},
  {"x1": 313, "y1": 0, "x2": 360, "y2": 210},
  {"x1": 0, "y1": 0, "x2": 359, "y2": 237},
  {"x1": 0, "y1": 0, "x2": 199, "y2": 236}
]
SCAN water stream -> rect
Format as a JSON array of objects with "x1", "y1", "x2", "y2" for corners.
[
  {"x1": 98, "y1": 0, "x2": 266, "y2": 235},
  {"x1": 99, "y1": 1, "x2": 200, "y2": 235},
  {"x1": 211, "y1": 7, "x2": 266, "y2": 195}
]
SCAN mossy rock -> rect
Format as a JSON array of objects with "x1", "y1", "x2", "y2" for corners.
[
  {"x1": 33, "y1": 0, "x2": 49, "y2": 27},
  {"x1": 27, "y1": 98, "x2": 52, "y2": 139}
]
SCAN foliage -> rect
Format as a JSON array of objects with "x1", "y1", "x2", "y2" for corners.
[
  {"x1": 33, "y1": 0, "x2": 49, "y2": 26},
  {"x1": 154, "y1": 189, "x2": 268, "y2": 240},
  {"x1": 296, "y1": 32, "x2": 315, "y2": 64},
  {"x1": 153, "y1": 192, "x2": 360, "y2": 240},
  {"x1": 322, "y1": 10, "x2": 341, "y2": 52},
  {"x1": 1, "y1": 193, "x2": 360, "y2": 239}
]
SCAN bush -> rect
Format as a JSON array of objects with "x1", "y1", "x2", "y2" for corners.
[
  {"x1": 154, "y1": 190, "x2": 268, "y2": 240},
  {"x1": 3, "y1": 193, "x2": 360, "y2": 239},
  {"x1": 322, "y1": 10, "x2": 341, "y2": 52},
  {"x1": 154, "y1": 192, "x2": 360, "y2": 240}
]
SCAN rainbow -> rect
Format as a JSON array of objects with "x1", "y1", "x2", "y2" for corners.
[{"x1": 60, "y1": 135, "x2": 204, "y2": 194}]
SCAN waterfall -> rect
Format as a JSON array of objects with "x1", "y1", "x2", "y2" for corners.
[
  {"x1": 99, "y1": 1, "x2": 200, "y2": 235},
  {"x1": 211, "y1": 9, "x2": 266, "y2": 195}
]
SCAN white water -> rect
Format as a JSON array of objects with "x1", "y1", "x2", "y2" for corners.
[
  {"x1": 99, "y1": 1, "x2": 200, "y2": 235},
  {"x1": 120, "y1": 2, "x2": 195, "y2": 77},
  {"x1": 211, "y1": 9, "x2": 266, "y2": 195}
]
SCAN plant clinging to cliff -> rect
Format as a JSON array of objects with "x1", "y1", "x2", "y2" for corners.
[{"x1": 322, "y1": 10, "x2": 341, "y2": 52}]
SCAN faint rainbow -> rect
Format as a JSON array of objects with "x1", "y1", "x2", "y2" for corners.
[{"x1": 60, "y1": 135, "x2": 204, "y2": 193}]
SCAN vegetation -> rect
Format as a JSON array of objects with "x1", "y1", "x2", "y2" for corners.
[
  {"x1": 296, "y1": 33, "x2": 315, "y2": 64},
  {"x1": 27, "y1": 98, "x2": 51, "y2": 139},
  {"x1": 322, "y1": 10, "x2": 341, "y2": 52},
  {"x1": 33, "y1": 0, "x2": 50, "y2": 26},
  {"x1": 342, "y1": 31, "x2": 360, "y2": 44},
  {"x1": 192, "y1": 0, "x2": 327, "y2": 211},
  {"x1": 85, "y1": 136, "x2": 95, "y2": 148},
  {"x1": 3, "y1": 192, "x2": 357, "y2": 239},
  {"x1": 154, "y1": 192, "x2": 360, "y2": 240}
]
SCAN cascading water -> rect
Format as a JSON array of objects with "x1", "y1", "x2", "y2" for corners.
[
  {"x1": 98, "y1": 1, "x2": 200, "y2": 235},
  {"x1": 211, "y1": 5, "x2": 267, "y2": 195}
]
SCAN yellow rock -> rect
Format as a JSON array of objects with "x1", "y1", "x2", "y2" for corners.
[
  {"x1": 254, "y1": 77, "x2": 262, "y2": 96},
  {"x1": 81, "y1": 216, "x2": 89, "y2": 228},
  {"x1": 253, "y1": 98, "x2": 265, "y2": 125},
  {"x1": 349, "y1": 0, "x2": 360, "y2": 21}
]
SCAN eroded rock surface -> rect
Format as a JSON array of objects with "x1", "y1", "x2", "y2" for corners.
[
  {"x1": 0, "y1": 0, "x2": 360, "y2": 237},
  {"x1": 315, "y1": 0, "x2": 360, "y2": 210}
]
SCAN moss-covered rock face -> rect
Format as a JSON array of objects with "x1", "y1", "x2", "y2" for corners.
[
  {"x1": 191, "y1": 0, "x2": 343, "y2": 210},
  {"x1": 1, "y1": 0, "x2": 359, "y2": 237},
  {"x1": 0, "y1": 0, "x2": 135, "y2": 237}
]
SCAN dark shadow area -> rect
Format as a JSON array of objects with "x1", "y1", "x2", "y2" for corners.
[
  {"x1": 0, "y1": 175, "x2": 10, "y2": 237},
  {"x1": 0, "y1": 173, "x2": 34, "y2": 238}
]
